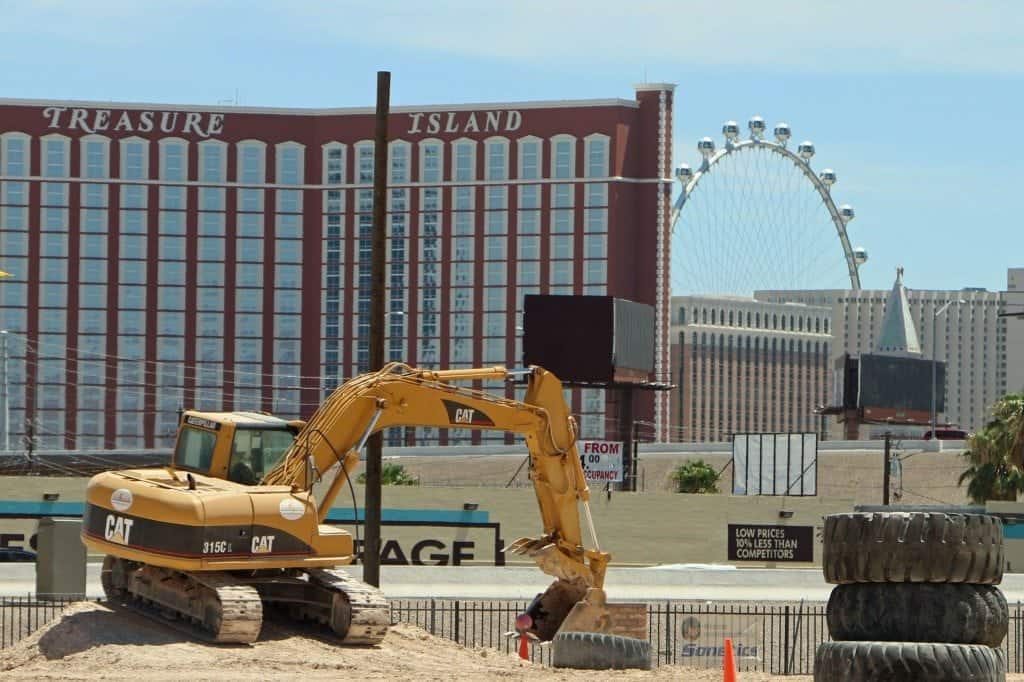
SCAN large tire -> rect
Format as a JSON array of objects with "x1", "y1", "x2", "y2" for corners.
[
  {"x1": 814, "y1": 641, "x2": 1005, "y2": 682},
  {"x1": 823, "y1": 513, "x2": 1003, "y2": 585},
  {"x1": 827, "y1": 583, "x2": 1008, "y2": 647},
  {"x1": 550, "y1": 631, "x2": 651, "y2": 670}
]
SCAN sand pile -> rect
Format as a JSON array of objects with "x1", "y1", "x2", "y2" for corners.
[{"x1": 0, "y1": 601, "x2": 816, "y2": 680}]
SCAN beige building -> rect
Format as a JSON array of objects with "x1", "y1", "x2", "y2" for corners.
[
  {"x1": 759, "y1": 266, "x2": 1022, "y2": 433},
  {"x1": 1006, "y1": 268, "x2": 1024, "y2": 396},
  {"x1": 668, "y1": 295, "x2": 832, "y2": 442}
]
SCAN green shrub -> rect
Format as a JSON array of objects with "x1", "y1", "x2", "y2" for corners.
[
  {"x1": 671, "y1": 459, "x2": 720, "y2": 494},
  {"x1": 357, "y1": 462, "x2": 419, "y2": 486}
]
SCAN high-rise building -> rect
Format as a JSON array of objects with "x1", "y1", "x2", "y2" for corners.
[
  {"x1": 0, "y1": 85, "x2": 676, "y2": 450},
  {"x1": 1006, "y1": 268, "x2": 1024, "y2": 396},
  {"x1": 668, "y1": 295, "x2": 832, "y2": 442},
  {"x1": 759, "y1": 266, "x2": 1021, "y2": 433}
]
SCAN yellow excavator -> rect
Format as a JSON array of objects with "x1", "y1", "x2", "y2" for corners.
[{"x1": 81, "y1": 363, "x2": 646, "y2": 653}]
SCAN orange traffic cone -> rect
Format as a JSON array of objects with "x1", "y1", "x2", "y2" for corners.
[
  {"x1": 518, "y1": 632, "x2": 529, "y2": 660},
  {"x1": 723, "y1": 637, "x2": 737, "y2": 682}
]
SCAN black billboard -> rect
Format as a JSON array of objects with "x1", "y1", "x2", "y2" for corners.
[
  {"x1": 727, "y1": 524, "x2": 814, "y2": 562},
  {"x1": 523, "y1": 295, "x2": 654, "y2": 384},
  {"x1": 858, "y1": 354, "x2": 944, "y2": 413}
]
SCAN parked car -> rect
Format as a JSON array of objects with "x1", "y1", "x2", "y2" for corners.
[
  {"x1": 0, "y1": 547, "x2": 36, "y2": 562},
  {"x1": 923, "y1": 428, "x2": 968, "y2": 441}
]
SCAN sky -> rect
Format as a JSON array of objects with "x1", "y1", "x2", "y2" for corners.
[{"x1": 1, "y1": 0, "x2": 1021, "y2": 293}]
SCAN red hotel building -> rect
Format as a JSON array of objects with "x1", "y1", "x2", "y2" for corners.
[{"x1": 0, "y1": 84, "x2": 675, "y2": 450}]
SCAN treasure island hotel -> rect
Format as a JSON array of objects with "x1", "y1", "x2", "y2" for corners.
[{"x1": 0, "y1": 84, "x2": 675, "y2": 450}]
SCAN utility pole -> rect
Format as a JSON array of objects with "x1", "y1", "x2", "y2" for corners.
[
  {"x1": 1, "y1": 330, "x2": 7, "y2": 453},
  {"x1": 618, "y1": 388, "x2": 634, "y2": 491},
  {"x1": 363, "y1": 71, "x2": 390, "y2": 588},
  {"x1": 882, "y1": 432, "x2": 891, "y2": 506}
]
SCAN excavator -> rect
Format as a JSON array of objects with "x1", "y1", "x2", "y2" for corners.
[{"x1": 81, "y1": 363, "x2": 646, "y2": 652}]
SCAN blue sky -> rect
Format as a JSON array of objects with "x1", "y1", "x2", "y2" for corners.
[{"x1": 1, "y1": 0, "x2": 1020, "y2": 292}]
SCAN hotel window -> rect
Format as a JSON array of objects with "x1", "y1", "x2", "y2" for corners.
[
  {"x1": 81, "y1": 136, "x2": 110, "y2": 179},
  {"x1": 199, "y1": 141, "x2": 226, "y2": 210},
  {"x1": 356, "y1": 142, "x2": 374, "y2": 184},
  {"x1": 43, "y1": 135, "x2": 69, "y2": 178},
  {"x1": 519, "y1": 235, "x2": 540, "y2": 259},
  {"x1": 551, "y1": 234, "x2": 573, "y2": 259},
  {"x1": 453, "y1": 139, "x2": 475, "y2": 182},
  {"x1": 120, "y1": 138, "x2": 147, "y2": 181},
  {"x1": 485, "y1": 137, "x2": 508, "y2": 181},
  {"x1": 237, "y1": 140, "x2": 266, "y2": 211},
  {"x1": 420, "y1": 140, "x2": 442, "y2": 182},
  {"x1": 323, "y1": 143, "x2": 346, "y2": 185},
  {"x1": 518, "y1": 137, "x2": 540, "y2": 179},
  {"x1": 551, "y1": 135, "x2": 576, "y2": 179},
  {"x1": 160, "y1": 139, "x2": 187, "y2": 181}
]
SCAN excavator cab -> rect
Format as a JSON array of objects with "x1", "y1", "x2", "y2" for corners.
[{"x1": 172, "y1": 411, "x2": 304, "y2": 484}]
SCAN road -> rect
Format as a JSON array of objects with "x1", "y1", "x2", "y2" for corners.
[{"x1": 6, "y1": 563, "x2": 1024, "y2": 602}]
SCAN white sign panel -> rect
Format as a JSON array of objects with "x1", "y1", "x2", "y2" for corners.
[
  {"x1": 577, "y1": 441, "x2": 623, "y2": 483},
  {"x1": 732, "y1": 433, "x2": 818, "y2": 496}
]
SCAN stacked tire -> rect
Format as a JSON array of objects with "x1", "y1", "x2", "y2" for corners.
[{"x1": 815, "y1": 512, "x2": 1007, "y2": 682}]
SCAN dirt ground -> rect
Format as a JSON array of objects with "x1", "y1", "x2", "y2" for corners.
[
  {"x1": 0, "y1": 601, "x2": 778, "y2": 681},
  {"x1": 3, "y1": 602, "x2": 1024, "y2": 681}
]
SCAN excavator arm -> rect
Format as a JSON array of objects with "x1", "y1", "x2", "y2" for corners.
[{"x1": 261, "y1": 363, "x2": 610, "y2": 595}]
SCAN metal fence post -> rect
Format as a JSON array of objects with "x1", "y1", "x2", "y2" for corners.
[
  {"x1": 454, "y1": 600, "x2": 460, "y2": 645},
  {"x1": 783, "y1": 605, "x2": 791, "y2": 675}
]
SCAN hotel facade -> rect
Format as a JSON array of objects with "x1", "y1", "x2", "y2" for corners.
[{"x1": 0, "y1": 85, "x2": 675, "y2": 450}]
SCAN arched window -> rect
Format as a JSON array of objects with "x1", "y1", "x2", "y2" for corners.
[
  {"x1": 711, "y1": 309, "x2": 716, "y2": 325},
  {"x1": 728, "y1": 311, "x2": 734, "y2": 326}
]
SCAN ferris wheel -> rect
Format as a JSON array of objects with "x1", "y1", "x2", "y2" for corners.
[{"x1": 670, "y1": 116, "x2": 866, "y2": 297}]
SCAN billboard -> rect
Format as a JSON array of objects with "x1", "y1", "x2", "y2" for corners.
[
  {"x1": 858, "y1": 354, "x2": 944, "y2": 413},
  {"x1": 577, "y1": 441, "x2": 623, "y2": 482},
  {"x1": 732, "y1": 433, "x2": 818, "y2": 496},
  {"x1": 523, "y1": 295, "x2": 654, "y2": 384}
]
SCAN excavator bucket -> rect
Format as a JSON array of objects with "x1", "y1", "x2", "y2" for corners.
[
  {"x1": 507, "y1": 538, "x2": 647, "y2": 642},
  {"x1": 523, "y1": 581, "x2": 647, "y2": 642}
]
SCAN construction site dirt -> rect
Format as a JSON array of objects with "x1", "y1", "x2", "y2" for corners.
[
  {"x1": 5, "y1": 601, "x2": 1024, "y2": 680},
  {"x1": 0, "y1": 601, "x2": 774, "y2": 680}
]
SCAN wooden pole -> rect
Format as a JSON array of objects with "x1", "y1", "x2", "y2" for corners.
[{"x1": 363, "y1": 70, "x2": 390, "y2": 588}]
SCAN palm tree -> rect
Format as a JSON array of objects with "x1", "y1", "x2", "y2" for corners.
[{"x1": 958, "y1": 393, "x2": 1024, "y2": 503}]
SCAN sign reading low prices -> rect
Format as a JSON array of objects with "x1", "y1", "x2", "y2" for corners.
[
  {"x1": 577, "y1": 441, "x2": 624, "y2": 483},
  {"x1": 727, "y1": 524, "x2": 814, "y2": 563}
]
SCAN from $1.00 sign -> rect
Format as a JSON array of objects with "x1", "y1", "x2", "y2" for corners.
[{"x1": 577, "y1": 441, "x2": 623, "y2": 482}]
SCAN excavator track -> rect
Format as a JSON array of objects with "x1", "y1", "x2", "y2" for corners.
[
  {"x1": 306, "y1": 568, "x2": 390, "y2": 645},
  {"x1": 102, "y1": 556, "x2": 264, "y2": 644}
]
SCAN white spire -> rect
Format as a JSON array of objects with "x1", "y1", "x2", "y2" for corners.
[{"x1": 876, "y1": 266, "x2": 922, "y2": 356}]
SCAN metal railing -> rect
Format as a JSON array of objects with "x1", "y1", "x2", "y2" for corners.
[
  {"x1": 0, "y1": 596, "x2": 80, "y2": 649},
  {"x1": 3, "y1": 596, "x2": 1024, "y2": 675}
]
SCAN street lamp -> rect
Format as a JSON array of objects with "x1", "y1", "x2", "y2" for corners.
[{"x1": 931, "y1": 299, "x2": 965, "y2": 437}]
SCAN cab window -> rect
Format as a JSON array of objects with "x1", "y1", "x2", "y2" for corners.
[
  {"x1": 228, "y1": 429, "x2": 295, "y2": 485},
  {"x1": 174, "y1": 427, "x2": 217, "y2": 472}
]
